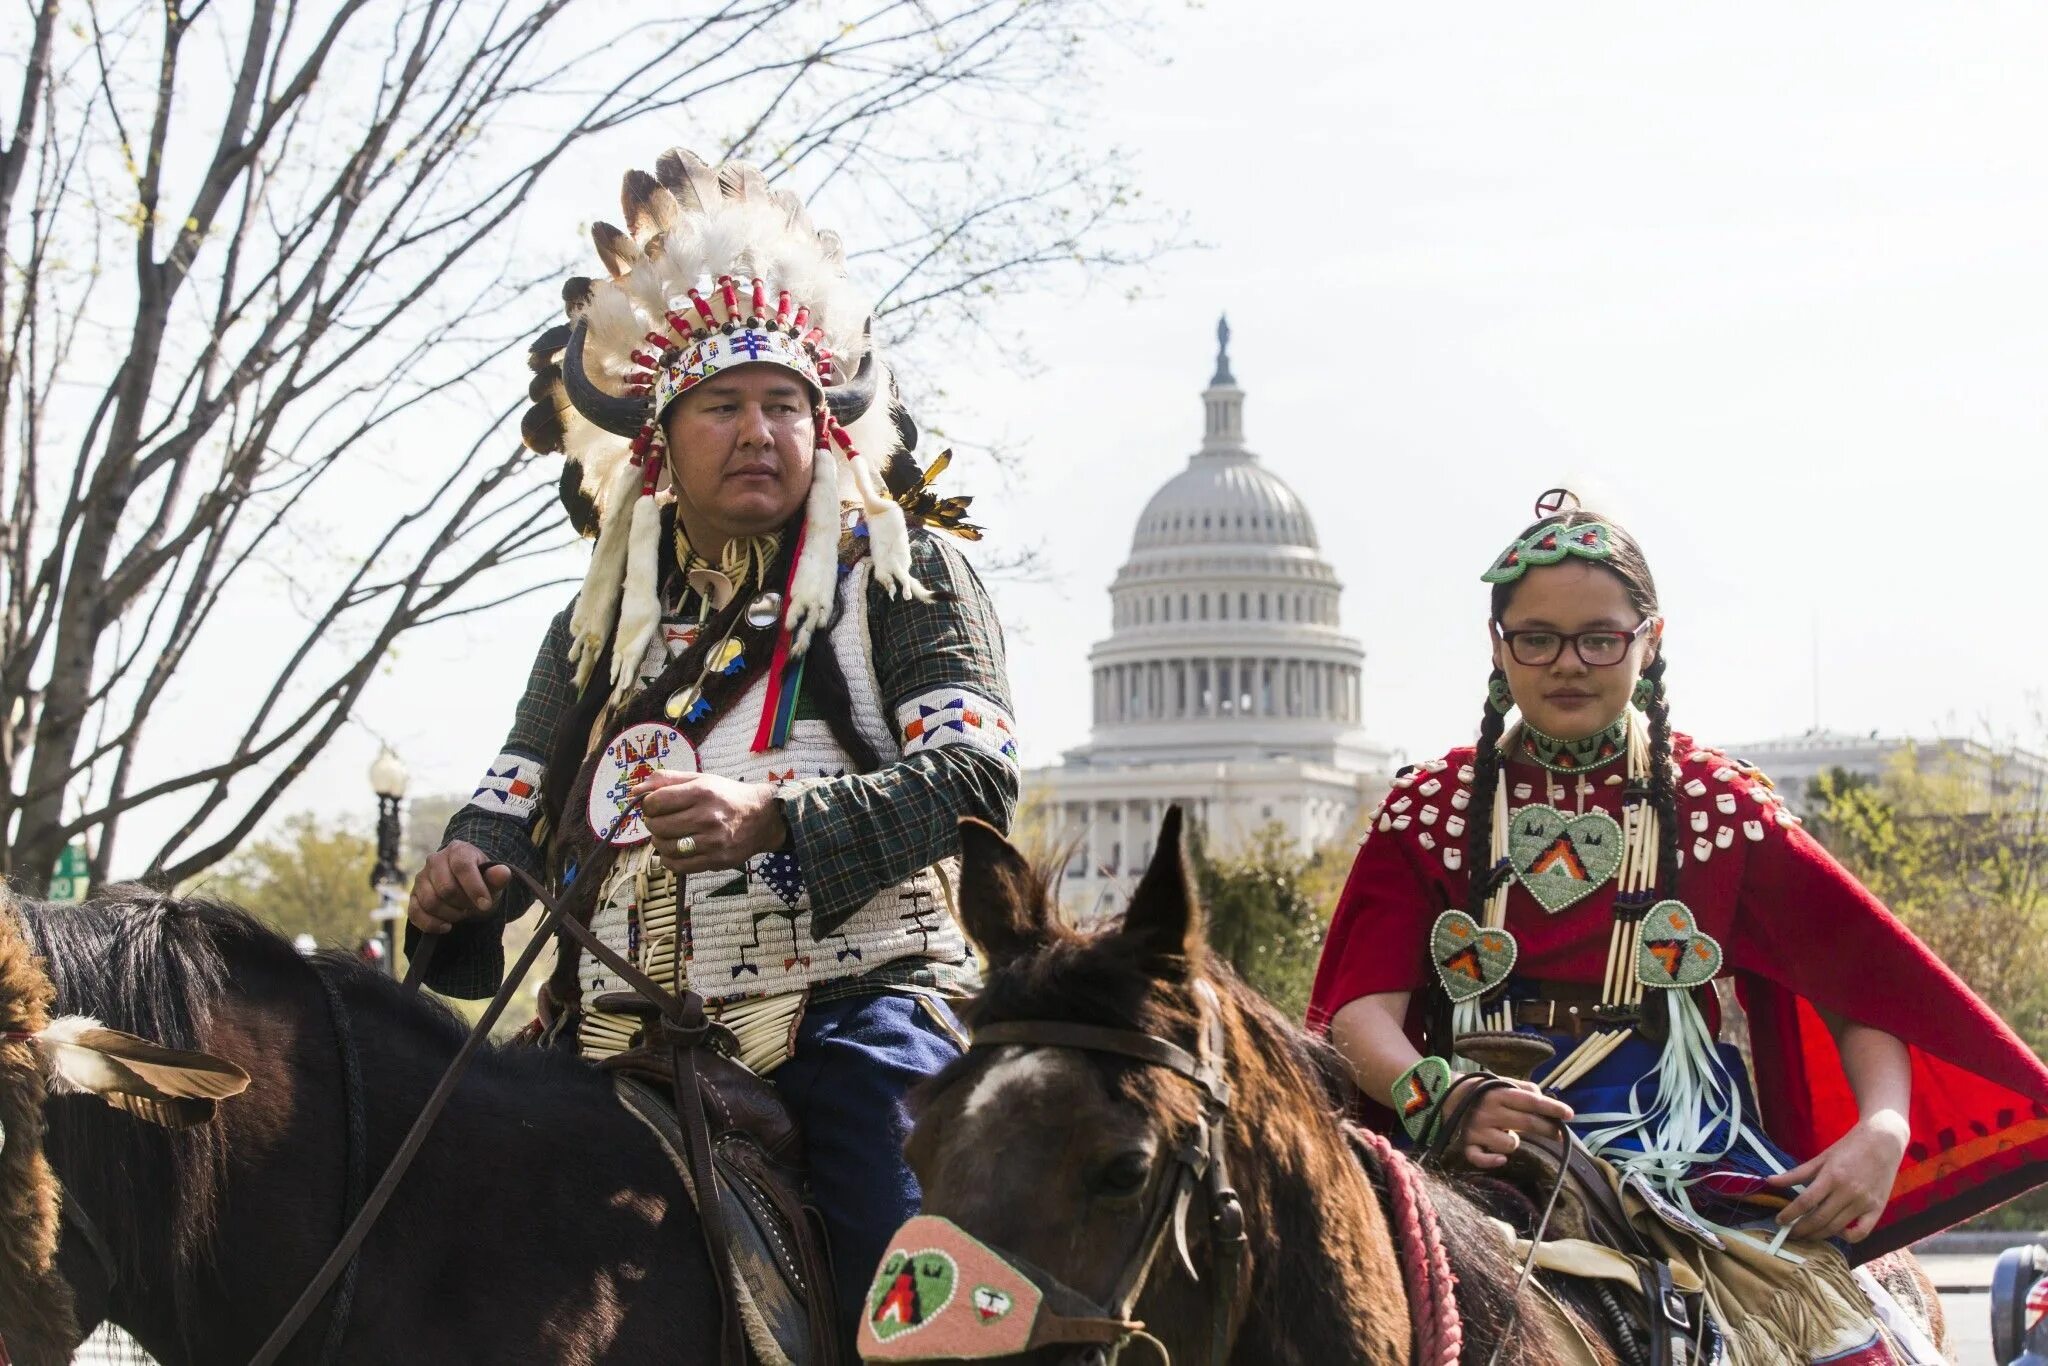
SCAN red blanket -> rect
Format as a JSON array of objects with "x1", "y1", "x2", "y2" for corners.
[{"x1": 1307, "y1": 735, "x2": 2048, "y2": 1259}]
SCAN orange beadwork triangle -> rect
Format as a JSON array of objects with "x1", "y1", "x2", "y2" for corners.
[
  {"x1": 1440, "y1": 945, "x2": 1485, "y2": 985},
  {"x1": 1528, "y1": 836, "x2": 1590, "y2": 882},
  {"x1": 1645, "y1": 940, "x2": 1686, "y2": 978},
  {"x1": 1400, "y1": 1075, "x2": 1433, "y2": 1120}
]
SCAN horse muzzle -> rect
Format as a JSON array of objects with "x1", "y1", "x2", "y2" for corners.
[{"x1": 855, "y1": 1213, "x2": 1153, "y2": 1364}]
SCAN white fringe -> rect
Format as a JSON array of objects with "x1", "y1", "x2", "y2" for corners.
[
  {"x1": 568, "y1": 456, "x2": 648, "y2": 688},
  {"x1": 849, "y1": 454, "x2": 928, "y2": 602},
  {"x1": 788, "y1": 451, "x2": 841, "y2": 656},
  {"x1": 609, "y1": 491, "x2": 666, "y2": 701}
]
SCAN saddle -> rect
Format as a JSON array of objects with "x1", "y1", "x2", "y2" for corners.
[
  {"x1": 1422, "y1": 1067, "x2": 1705, "y2": 1366},
  {"x1": 590, "y1": 994, "x2": 841, "y2": 1366}
]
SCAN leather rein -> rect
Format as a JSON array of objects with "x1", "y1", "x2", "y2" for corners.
[
  {"x1": 965, "y1": 978, "x2": 1249, "y2": 1366},
  {"x1": 249, "y1": 866, "x2": 749, "y2": 1366}
]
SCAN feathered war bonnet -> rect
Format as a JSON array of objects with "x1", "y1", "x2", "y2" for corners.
[{"x1": 521, "y1": 149, "x2": 925, "y2": 703}]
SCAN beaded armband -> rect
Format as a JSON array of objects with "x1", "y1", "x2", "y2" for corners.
[{"x1": 1390, "y1": 1056, "x2": 1454, "y2": 1143}]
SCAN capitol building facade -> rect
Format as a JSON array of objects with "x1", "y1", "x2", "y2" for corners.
[{"x1": 1026, "y1": 321, "x2": 1393, "y2": 920}]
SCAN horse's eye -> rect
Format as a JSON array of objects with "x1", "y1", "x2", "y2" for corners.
[{"x1": 1094, "y1": 1151, "x2": 1153, "y2": 1200}]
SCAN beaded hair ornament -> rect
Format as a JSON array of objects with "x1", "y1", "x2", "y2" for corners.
[
  {"x1": 520, "y1": 149, "x2": 925, "y2": 703},
  {"x1": 1480, "y1": 521, "x2": 1614, "y2": 585}
]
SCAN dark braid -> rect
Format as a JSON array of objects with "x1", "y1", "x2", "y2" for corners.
[
  {"x1": 803, "y1": 609, "x2": 886, "y2": 773},
  {"x1": 1641, "y1": 653, "x2": 1681, "y2": 896},
  {"x1": 1465, "y1": 671, "x2": 1512, "y2": 916}
]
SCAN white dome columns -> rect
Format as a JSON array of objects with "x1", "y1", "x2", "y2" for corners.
[{"x1": 1093, "y1": 655, "x2": 1361, "y2": 725}]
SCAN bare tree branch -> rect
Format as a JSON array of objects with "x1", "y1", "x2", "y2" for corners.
[{"x1": 0, "y1": 0, "x2": 1177, "y2": 885}]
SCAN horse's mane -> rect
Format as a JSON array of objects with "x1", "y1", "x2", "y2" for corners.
[
  {"x1": 16, "y1": 884, "x2": 245, "y2": 1293},
  {"x1": 938, "y1": 892, "x2": 1574, "y2": 1366}
]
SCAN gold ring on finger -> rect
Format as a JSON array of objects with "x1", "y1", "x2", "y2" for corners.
[{"x1": 674, "y1": 834, "x2": 697, "y2": 858}]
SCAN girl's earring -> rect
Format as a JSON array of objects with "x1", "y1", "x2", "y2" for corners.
[
  {"x1": 1631, "y1": 675, "x2": 1656, "y2": 711},
  {"x1": 1488, "y1": 671, "x2": 1515, "y2": 717}
]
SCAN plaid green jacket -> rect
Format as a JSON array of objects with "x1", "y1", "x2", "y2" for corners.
[{"x1": 419, "y1": 528, "x2": 1016, "y2": 998}]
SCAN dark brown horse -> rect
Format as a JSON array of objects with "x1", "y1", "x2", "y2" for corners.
[
  {"x1": 907, "y1": 809, "x2": 1610, "y2": 1365},
  {"x1": 15, "y1": 884, "x2": 725, "y2": 1365}
]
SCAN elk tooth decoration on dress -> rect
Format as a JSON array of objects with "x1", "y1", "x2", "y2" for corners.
[{"x1": 523, "y1": 149, "x2": 924, "y2": 701}]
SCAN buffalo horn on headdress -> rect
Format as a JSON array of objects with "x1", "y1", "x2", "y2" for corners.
[
  {"x1": 824, "y1": 336, "x2": 880, "y2": 428},
  {"x1": 561, "y1": 319, "x2": 651, "y2": 438}
]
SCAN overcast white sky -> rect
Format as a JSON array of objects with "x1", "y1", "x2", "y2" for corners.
[{"x1": 141, "y1": 2, "x2": 2048, "y2": 857}]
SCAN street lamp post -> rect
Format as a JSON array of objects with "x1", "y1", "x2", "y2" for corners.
[{"x1": 368, "y1": 746, "x2": 410, "y2": 977}]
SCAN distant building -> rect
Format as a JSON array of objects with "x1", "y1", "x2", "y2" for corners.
[
  {"x1": 1730, "y1": 730, "x2": 2048, "y2": 814},
  {"x1": 1024, "y1": 319, "x2": 1394, "y2": 922}
]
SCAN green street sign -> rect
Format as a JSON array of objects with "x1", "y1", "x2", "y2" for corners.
[{"x1": 47, "y1": 843, "x2": 89, "y2": 904}]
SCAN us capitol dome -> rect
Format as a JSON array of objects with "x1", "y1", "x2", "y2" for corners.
[{"x1": 1027, "y1": 318, "x2": 1393, "y2": 919}]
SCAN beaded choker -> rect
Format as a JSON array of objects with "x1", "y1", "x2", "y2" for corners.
[{"x1": 1517, "y1": 716, "x2": 1629, "y2": 773}]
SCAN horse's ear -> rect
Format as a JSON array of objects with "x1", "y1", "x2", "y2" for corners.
[
  {"x1": 1118, "y1": 806, "x2": 1203, "y2": 973},
  {"x1": 955, "y1": 818, "x2": 1055, "y2": 966}
]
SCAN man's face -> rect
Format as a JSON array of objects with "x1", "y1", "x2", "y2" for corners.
[{"x1": 662, "y1": 364, "x2": 817, "y2": 540}]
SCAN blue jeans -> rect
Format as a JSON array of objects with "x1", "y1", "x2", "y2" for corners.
[{"x1": 772, "y1": 989, "x2": 968, "y2": 1350}]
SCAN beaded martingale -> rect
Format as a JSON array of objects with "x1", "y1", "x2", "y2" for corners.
[{"x1": 1516, "y1": 716, "x2": 1630, "y2": 773}]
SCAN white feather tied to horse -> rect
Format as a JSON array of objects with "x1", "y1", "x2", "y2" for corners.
[{"x1": 32, "y1": 1014, "x2": 250, "y2": 1128}]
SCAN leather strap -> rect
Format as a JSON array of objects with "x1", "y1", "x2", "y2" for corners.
[
  {"x1": 1484, "y1": 1129, "x2": 1584, "y2": 1366},
  {"x1": 57, "y1": 1177, "x2": 119, "y2": 1293},
  {"x1": 973, "y1": 986, "x2": 1247, "y2": 1364},
  {"x1": 250, "y1": 868, "x2": 746, "y2": 1366},
  {"x1": 510, "y1": 870, "x2": 745, "y2": 1366},
  {"x1": 248, "y1": 875, "x2": 570, "y2": 1366},
  {"x1": 665, "y1": 1005, "x2": 746, "y2": 1366},
  {"x1": 399, "y1": 931, "x2": 437, "y2": 999},
  {"x1": 1423, "y1": 1071, "x2": 1507, "y2": 1164},
  {"x1": 973, "y1": 1019, "x2": 1230, "y2": 1108},
  {"x1": 1512, "y1": 998, "x2": 1642, "y2": 1039}
]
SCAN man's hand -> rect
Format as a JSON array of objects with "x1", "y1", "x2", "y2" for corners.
[
  {"x1": 1456, "y1": 1077, "x2": 1575, "y2": 1170},
  {"x1": 408, "y1": 840, "x2": 513, "y2": 935},
  {"x1": 1766, "y1": 1111, "x2": 1908, "y2": 1243},
  {"x1": 632, "y1": 771, "x2": 789, "y2": 877}
]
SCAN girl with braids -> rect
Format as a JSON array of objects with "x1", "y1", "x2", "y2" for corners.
[{"x1": 1310, "y1": 493, "x2": 2048, "y2": 1365}]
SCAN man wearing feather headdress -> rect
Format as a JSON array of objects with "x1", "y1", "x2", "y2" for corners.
[{"x1": 404, "y1": 149, "x2": 1013, "y2": 1346}]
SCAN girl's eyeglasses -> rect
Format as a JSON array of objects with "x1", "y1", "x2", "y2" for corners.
[{"x1": 1493, "y1": 617, "x2": 1656, "y2": 668}]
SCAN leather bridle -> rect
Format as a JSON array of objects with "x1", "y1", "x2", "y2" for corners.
[{"x1": 961, "y1": 978, "x2": 1248, "y2": 1365}]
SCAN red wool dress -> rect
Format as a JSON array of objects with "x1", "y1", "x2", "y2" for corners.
[{"x1": 1307, "y1": 733, "x2": 2048, "y2": 1260}]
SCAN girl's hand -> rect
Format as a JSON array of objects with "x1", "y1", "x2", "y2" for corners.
[
  {"x1": 1765, "y1": 1112, "x2": 1908, "y2": 1242},
  {"x1": 1455, "y1": 1077, "x2": 1575, "y2": 1170}
]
